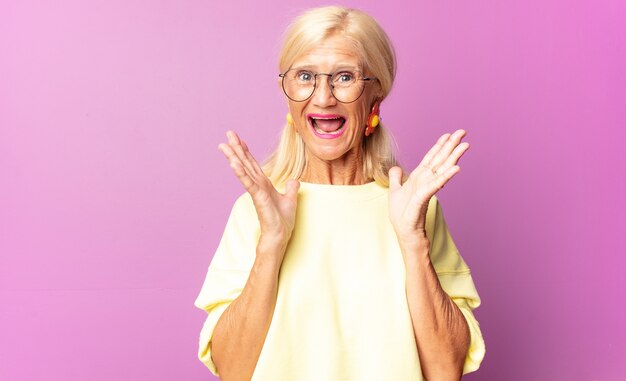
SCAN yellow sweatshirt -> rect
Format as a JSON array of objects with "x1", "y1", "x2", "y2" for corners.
[{"x1": 195, "y1": 181, "x2": 485, "y2": 380}]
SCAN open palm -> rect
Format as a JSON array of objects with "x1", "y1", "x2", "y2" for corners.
[
  {"x1": 388, "y1": 130, "x2": 470, "y2": 242},
  {"x1": 218, "y1": 131, "x2": 300, "y2": 248}
]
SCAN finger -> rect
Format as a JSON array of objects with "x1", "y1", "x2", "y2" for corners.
[
  {"x1": 388, "y1": 166, "x2": 403, "y2": 192},
  {"x1": 284, "y1": 179, "x2": 300, "y2": 200},
  {"x1": 433, "y1": 165, "x2": 461, "y2": 191},
  {"x1": 439, "y1": 141, "x2": 470, "y2": 172},
  {"x1": 239, "y1": 137, "x2": 249, "y2": 152},
  {"x1": 230, "y1": 132, "x2": 269, "y2": 180},
  {"x1": 218, "y1": 143, "x2": 250, "y2": 181},
  {"x1": 218, "y1": 142, "x2": 243, "y2": 168},
  {"x1": 226, "y1": 131, "x2": 248, "y2": 162},
  {"x1": 419, "y1": 133, "x2": 451, "y2": 169},
  {"x1": 227, "y1": 131, "x2": 262, "y2": 180},
  {"x1": 240, "y1": 140, "x2": 265, "y2": 177},
  {"x1": 224, "y1": 132, "x2": 276, "y2": 201},
  {"x1": 430, "y1": 130, "x2": 466, "y2": 169},
  {"x1": 219, "y1": 143, "x2": 258, "y2": 192}
]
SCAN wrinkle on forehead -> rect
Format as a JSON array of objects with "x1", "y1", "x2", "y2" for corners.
[{"x1": 291, "y1": 34, "x2": 365, "y2": 72}]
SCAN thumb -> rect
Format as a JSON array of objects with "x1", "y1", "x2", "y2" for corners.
[
  {"x1": 284, "y1": 179, "x2": 300, "y2": 200},
  {"x1": 388, "y1": 166, "x2": 403, "y2": 192}
]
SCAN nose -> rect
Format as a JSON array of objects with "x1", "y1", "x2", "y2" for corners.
[{"x1": 311, "y1": 74, "x2": 337, "y2": 107}]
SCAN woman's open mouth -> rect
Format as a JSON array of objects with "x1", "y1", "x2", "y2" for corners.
[{"x1": 307, "y1": 114, "x2": 347, "y2": 139}]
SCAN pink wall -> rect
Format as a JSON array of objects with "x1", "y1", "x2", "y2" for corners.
[{"x1": 2, "y1": 1, "x2": 624, "y2": 380}]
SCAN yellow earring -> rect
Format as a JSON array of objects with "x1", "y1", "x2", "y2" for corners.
[
  {"x1": 370, "y1": 115, "x2": 379, "y2": 128},
  {"x1": 286, "y1": 113, "x2": 294, "y2": 125},
  {"x1": 365, "y1": 101, "x2": 381, "y2": 137}
]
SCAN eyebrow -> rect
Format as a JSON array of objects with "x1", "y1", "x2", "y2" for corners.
[{"x1": 290, "y1": 64, "x2": 362, "y2": 72}]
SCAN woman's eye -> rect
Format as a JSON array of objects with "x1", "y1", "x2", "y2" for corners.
[
  {"x1": 297, "y1": 71, "x2": 313, "y2": 81},
  {"x1": 336, "y1": 73, "x2": 354, "y2": 83}
]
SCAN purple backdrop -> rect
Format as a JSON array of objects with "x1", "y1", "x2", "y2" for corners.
[{"x1": 1, "y1": 0, "x2": 624, "y2": 380}]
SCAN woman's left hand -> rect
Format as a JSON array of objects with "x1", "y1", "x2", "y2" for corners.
[{"x1": 388, "y1": 129, "x2": 470, "y2": 245}]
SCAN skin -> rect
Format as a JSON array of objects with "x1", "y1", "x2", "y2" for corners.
[
  {"x1": 285, "y1": 34, "x2": 379, "y2": 185},
  {"x1": 212, "y1": 34, "x2": 471, "y2": 381}
]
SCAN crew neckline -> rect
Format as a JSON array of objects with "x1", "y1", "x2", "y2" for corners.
[{"x1": 297, "y1": 180, "x2": 387, "y2": 200}]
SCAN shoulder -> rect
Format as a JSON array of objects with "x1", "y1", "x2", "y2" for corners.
[
  {"x1": 229, "y1": 192, "x2": 256, "y2": 218},
  {"x1": 220, "y1": 192, "x2": 260, "y2": 236},
  {"x1": 424, "y1": 195, "x2": 471, "y2": 273}
]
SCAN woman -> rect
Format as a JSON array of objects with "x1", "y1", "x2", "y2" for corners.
[{"x1": 195, "y1": 6, "x2": 485, "y2": 381}]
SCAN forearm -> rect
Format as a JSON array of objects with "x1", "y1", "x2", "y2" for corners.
[
  {"x1": 211, "y1": 237, "x2": 285, "y2": 381},
  {"x1": 401, "y1": 236, "x2": 470, "y2": 381}
]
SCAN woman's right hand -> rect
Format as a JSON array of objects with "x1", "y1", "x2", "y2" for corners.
[{"x1": 218, "y1": 131, "x2": 300, "y2": 254}]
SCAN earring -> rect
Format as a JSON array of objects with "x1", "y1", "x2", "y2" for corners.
[
  {"x1": 365, "y1": 100, "x2": 381, "y2": 137},
  {"x1": 286, "y1": 112, "x2": 294, "y2": 125}
]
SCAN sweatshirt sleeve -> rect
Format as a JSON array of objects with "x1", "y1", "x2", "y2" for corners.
[
  {"x1": 193, "y1": 193, "x2": 260, "y2": 376},
  {"x1": 424, "y1": 195, "x2": 486, "y2": 375}
]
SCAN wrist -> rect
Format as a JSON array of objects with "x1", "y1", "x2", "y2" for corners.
[
  {"x1": 396, "y1": 231, "x2": 431, "y2": 262},
  {"x1": 394, "y1": 228, "x2": 429, "y2": 248},
  {"x1": 257, "y1": 233, "x2": 289, "y2": 263},
  {"x1": 258, "y1": 232, "x2": 289, "y2": 253}
]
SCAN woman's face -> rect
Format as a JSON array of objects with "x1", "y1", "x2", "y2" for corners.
[{"x1": 284, "y1": 34, "x2": 380, "y2": 163}]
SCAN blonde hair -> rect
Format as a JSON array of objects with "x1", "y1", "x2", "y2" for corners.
[{"x1": 263, "y1": 6, "x2": 401, "y2": 186}]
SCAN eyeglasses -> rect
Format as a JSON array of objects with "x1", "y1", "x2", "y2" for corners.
[{"x1": 279, "y1": 69, "x2": 377, "y2": 104}]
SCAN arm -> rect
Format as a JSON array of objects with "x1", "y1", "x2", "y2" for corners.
[
  {"x1": 388, "y1": 130, "x2": 471, "y2": 380},
  {"x1": 399, "y1": 235, "x2": 470, "y2": 381},
  {"x1": 211, "y1": 237, "x2": 284, "y2": 381},
  {"x1": 211, "y1": 131, "x2": 300, "y2": 380}
]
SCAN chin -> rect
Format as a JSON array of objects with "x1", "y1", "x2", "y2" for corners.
[{"x1": 307, "y1": 142, "x2": 356, "y2": 162}]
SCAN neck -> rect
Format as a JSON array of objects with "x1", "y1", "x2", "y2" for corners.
[{"x1": 300, "y1": 148, "x2": 371, "y2": 185}]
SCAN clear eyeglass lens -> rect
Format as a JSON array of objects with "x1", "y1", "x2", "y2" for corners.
[{"x1": 282, "y1": 69, "x2": 365, "y2": 103}]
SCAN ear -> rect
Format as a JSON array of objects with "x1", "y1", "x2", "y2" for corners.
[
  {"x1": 371, "y1": 77, "x2": 384, "y2": 99},
  {"x1": 370, "y1": 96, "x2": 383, "y2": 109}
]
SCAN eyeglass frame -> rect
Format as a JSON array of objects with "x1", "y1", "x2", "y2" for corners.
[{"x1": 278, "y1": 69, "x2": 378, "y2": 104}]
